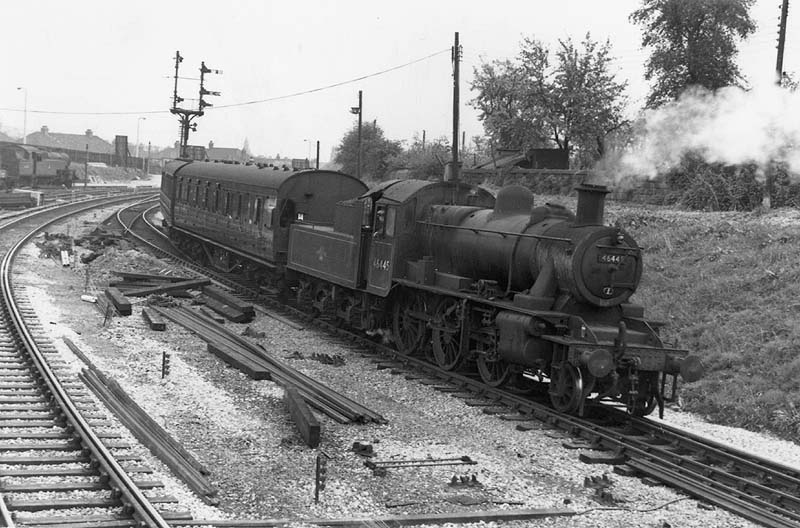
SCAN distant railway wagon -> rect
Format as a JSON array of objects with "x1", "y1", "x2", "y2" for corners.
[{"x1": 0, "y1": 142, "x2": 76, "y2": 188}]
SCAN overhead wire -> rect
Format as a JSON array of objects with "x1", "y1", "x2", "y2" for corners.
[{"x1": 0, "y1": 48, "x2": 451, "y2": 117}]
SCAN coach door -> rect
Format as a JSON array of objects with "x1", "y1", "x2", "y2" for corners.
[
  {"x1": 274, "y1": 198, "x2": 295, "y2": 262},
  {"x1": 365, "y1": 204, "x2": 396, "y2": 296}
]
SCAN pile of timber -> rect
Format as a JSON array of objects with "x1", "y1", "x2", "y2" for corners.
[
  {"x1": 198, "y1": 285, "x2": 255, "y2": 323},
  {"x1": 63, "y1": 338, "x2": 218, "y2": 504},
  {"x1": 153, "y1": 306, "x2": 386, "y2": 425},
  {"x1": 108, "y1": 271, "x2": 254, "y2": 323},
  {"x1": 109, "y1": 270, "x2": 209, "y2": 299}
]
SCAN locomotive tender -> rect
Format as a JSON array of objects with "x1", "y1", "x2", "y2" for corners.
[{"x1": 160, "y1": 159, "x2": 703, "y2": 416}]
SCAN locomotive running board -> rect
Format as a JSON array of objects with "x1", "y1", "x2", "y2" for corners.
[{"x1": 393, "y1": 278, "x2": 568, "y2": 325}]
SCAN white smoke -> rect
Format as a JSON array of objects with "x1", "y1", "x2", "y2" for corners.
[{"x1": 602, "y1": 82, "x2": 800, "y2": 186}]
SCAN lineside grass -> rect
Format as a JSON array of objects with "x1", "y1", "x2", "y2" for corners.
[{"x1": 611, "y1": 205, "x2": 800, "y2": 439}]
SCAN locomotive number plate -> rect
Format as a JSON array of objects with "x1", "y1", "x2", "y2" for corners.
[{"x1": 598, "y1": 253, "x2": 625, "y2": 265}]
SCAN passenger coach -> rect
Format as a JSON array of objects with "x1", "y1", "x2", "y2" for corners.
[{"x1": 160, "y1": 160, "x2": 367, "y2": 278}]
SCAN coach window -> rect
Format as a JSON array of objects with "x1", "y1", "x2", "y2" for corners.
[
  {"x1": 177, "y1": 179, "x2": 183, "y2": 202},
  {"x1": 236, "y1": 194, "x2": 242, "y2": 219},
  {"x1": 255, "y1": 198, "x2": 263, "y2": 226},
  {"x1": 265, "y1": 196, "x2": 276, "y2": 228},
  {"x1": 224, "y1": 191, "x2": 231, "y2": 217},
  {"x1": 214, "y1": 184, "x2": 221, "y2": 212},
  {"x1": 204, "y1": 182, "x2": 210, "y2": 209}
]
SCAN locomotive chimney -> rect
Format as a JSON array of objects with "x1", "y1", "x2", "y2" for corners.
[{"x1": 574, "y1": 183, "x2": 609, "y2": 226}]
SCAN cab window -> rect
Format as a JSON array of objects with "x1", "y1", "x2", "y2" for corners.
[
  {"x1": 384, "y1": 207, "x2": 396, "y2": 237},
  {"x1": 373, "y1": 205, "x2": 397, "y2": 237}
]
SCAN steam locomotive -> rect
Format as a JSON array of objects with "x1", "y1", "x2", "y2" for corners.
[
  {"x1": 0, "y1": 142, "x2": 76, "y2": 189},
  {"x1": 160, "y1": 160, "x2": 703, "y2": 417}
]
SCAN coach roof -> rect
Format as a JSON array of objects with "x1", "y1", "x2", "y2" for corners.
[{"x1": 170, "y1": 160, "x2": 363, "y2": 193}]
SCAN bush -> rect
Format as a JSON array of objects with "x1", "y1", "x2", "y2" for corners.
[
  {"x1": 664, "y1": 153, "x2": 763, "y2": 211},
  {"x1": 771, "y1": 161, "x2": 800, "y2": 208}
]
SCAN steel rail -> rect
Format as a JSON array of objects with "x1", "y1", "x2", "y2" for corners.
[
  {"x1": 131, "y1": 193, "x2": 800, "y2": 527},
  {"x1": 359, "y1": 347, "x2": 800, "y2": 528},
  {"x1": 632, "y1": 414, "x2": 800, "y2": 488},
  {"x1": 0, "y1": 195, "x2": 169, "y2": 528}
]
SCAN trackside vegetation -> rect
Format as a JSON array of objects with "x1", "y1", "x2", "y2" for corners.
[{"x1": 612, "y1": 204, "x2": 800, "y2": 439}]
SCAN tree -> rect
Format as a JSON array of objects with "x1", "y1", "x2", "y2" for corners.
[
  {"x1": 385, "y1": 134, "x2": 450, "y2": 180},
  {"x1": 334, "y1": 122, "x2": 402, "y2": 180},
  {"x1": 471, "y1": 34, "x2": 628, "y2": 167},
  {"x1": 630, "y1": 0, "x2": 756, "y2": 108},
  {"x1": 781, "y1": 72, "x2": 799, "y2": 92}
]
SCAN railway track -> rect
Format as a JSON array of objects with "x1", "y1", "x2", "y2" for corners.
[
  {"x1": 122, "y1": 200, "x2": 800, "y2": 528},
  {"x1": 0, "y1": 195, "x2": 188, "y2": 528}
]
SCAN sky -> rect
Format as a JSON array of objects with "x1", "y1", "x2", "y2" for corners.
[{"x1": 0, "y1": 0, "x2": 797, "y2": 162}]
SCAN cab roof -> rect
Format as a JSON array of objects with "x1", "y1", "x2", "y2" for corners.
[{"x1": 362, "y1": 178, "x2": 495, "y2": 206}]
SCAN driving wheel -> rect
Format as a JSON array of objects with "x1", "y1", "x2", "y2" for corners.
[{"x1": 549, "y1": 363, "x2": 583, "y2": 414}]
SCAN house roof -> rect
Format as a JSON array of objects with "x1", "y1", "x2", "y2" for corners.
[{"x1": 26, "y1": 129, "x2": 114, "y2": 154}]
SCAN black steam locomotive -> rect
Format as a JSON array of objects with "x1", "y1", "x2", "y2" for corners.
[
  {"x1": 0, "y1": 142, "x2": 76, "y2": 189},
  {"x1": 160, "y1": 160, "x2": 702, "y2": 416}
]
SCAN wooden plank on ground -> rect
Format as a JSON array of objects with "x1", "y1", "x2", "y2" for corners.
[
  {"x1": 202, "y1": 285, "x2": 255, "y2": 317},
  {"x1": 109, "y1": 281, "x2": 163, "y2": 289},
  {"x1": 313, "y1": 508, "x2": 575, "y2": 527},
  {"x1": 284, "y1": 386, "x2": 320, "y2": 448},
  {"x1": 200, "y1": 307, "x2": 225, "y2": 324},
  {"x1": 125, "y1": 278, "x2": 211, "y2": 297},
  {"x1": 207, "y1": 343, "x2": 270, "y2": 380},
  {"x1": 202, "y1": 296, "x2": 249, "y2": 323},
  {"x1": 104, "y1": 287, "x2": 131, "y2": 316},
  {"x1": 169, "y1": 508, "x2": 576, "y2": 527},
  {"x1": 168, "y1": 290, "x2": 194, "y2": 298},
  {"x1": 142, "y1": 308, "x2": 166, "y2": 331},
  {"x1": 111, "y1": 270, "x2": 194, "y2": 282}
]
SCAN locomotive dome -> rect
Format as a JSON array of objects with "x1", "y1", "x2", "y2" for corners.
[{"x1": 493, "y1": 185, "x2": 534, "y2": 215}]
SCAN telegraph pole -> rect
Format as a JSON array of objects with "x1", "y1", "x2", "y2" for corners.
[
  {"x1": 350, "y1": 91, "x2": 363, "y2": 180},
  {"x1": 316, "y1": 140, "x2": 320, "y2": 170},
  {"x1": 84, "y1": 144, "x2": 88, "y2": 188},
  {"x1": 766, "y1": 0, "x2": 790, "y2": 208},
  {"x1": 776, "y1": 0, "x2": 790, "y2": 85},
  {"x1": 358, "y1": 91, "x2": 362, "y2": 180},
  {"x1": 450, "y1": 32, "x2": 461, "y2": 181}
]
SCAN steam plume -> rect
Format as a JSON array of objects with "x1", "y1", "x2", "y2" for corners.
[{"x1": 599, "y1": 82, "x2": 800, "y2": 187}]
